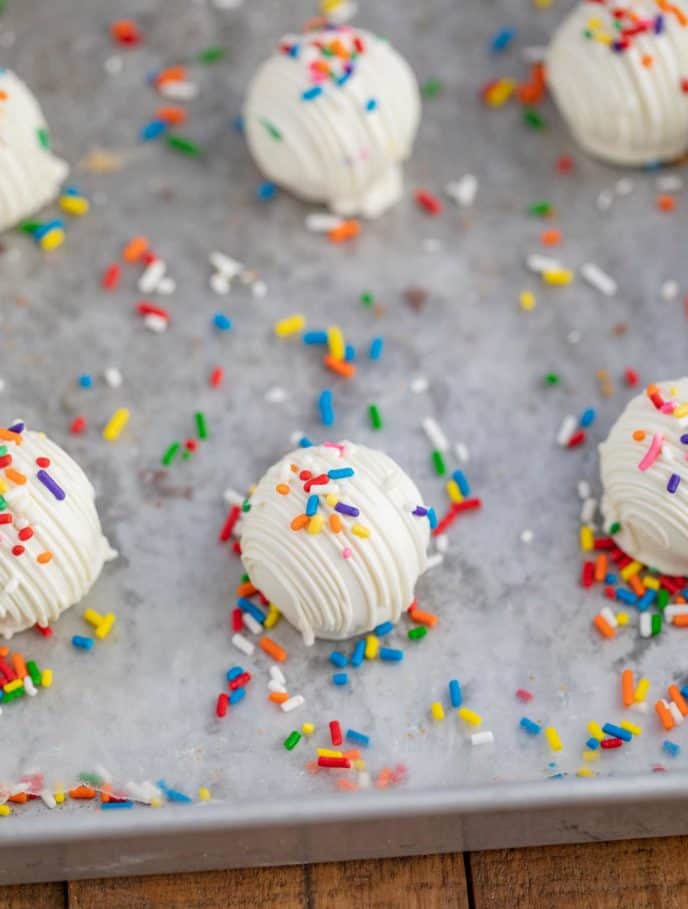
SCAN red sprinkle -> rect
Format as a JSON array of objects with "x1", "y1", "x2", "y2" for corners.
[
  {"x1": 232, "y1": 540, "x2": 242, "y2": 555},
  {"x1": 600, "y1": 737, "x2": 623, "y2": 749},
  {"x1": 110, "y1": 19, "x2": 142, "y2": 45},
  {"x1": 216, "y1": 692, "x2": 229, "y2": 718},
  {"x1": 516, "y1": 688, "x2": 533, "y2": 703},
  {"x1": 0, "y1": 514, "x2": 12, "y2": 525},
  {"x1": 70, "y1": 416, "x2": 87, "y2": 435},
  {"x1": 35, "y1": 624, "x2": 53, "y2": 637},
  {"x1": 432, "y1": 498, "x2": 483, "y2": 536},
  {"x1": 556, "y1": 154, "x2": 574, "y2": 174},
  {"x1": 318, "y1": 756, "x2": 351, "y2": 769},
  {"x1": 229, "y1": 671, "x2": 251, "y2": 690},
  {"x1": 101, "y1": 263, "x2": 121, "y2": 291},
  {"x1": 18, "y1": 527, "x2": 33, "y2": 542},
  {"x1": 624, "y1": 368, "x2": 639, "y2": 387},
  {"x1": 219, "y1": 505, "x2": 241, "y2": 542},
  {"x1": 136, "y1": 300, "x2": 169, "y2": 320},
  {"x1": 185, "y1": 438, "x2": 198, "y2": 452},
  {"x1": 567, "y1": 430, "x2": 586, "y2": 448},
  {"x1": 594, "y1": 537, "x2": 615, "y2": 550},
  {"x1": 11, "y1": 545, "x2": 24, "y2": 557},
  {"x1": 414, "y1": 189, "x2": 443, "y2": 216},
  {"x1": 35, "y1": 457, "x2": 50, "y2": 468},
  {"x1": 581, "y1": 561, "x2": 594, "y2": 588},
  {"x1": 231, "y1": 608, "x2": 243, "y2": 632},
  {"x1": 210, "y1": 367, "x2": 224, "y2": 388},
  {"x1": 141, "y1": 250, "x2": 158, "y2": 266},
  {"x1": 329, "y1": 720, "x2": 343, "y2": 747}
]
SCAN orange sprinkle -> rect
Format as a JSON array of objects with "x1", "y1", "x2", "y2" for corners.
[
  {"x1": 155, "y1": 65, "x2": 187, "y2": 86},
  {"x1": 621, "y1": 669, "x2": 634, "y2": 708},
  {"x1": 342, "y1": 749, "x2": 361, "y2": 761},
  {"x1": 268, "y1": 691, "x2": 289, "y2": 704},
  {"x1": 122, "y1": 235, "x2": 149, "y2": 263},
  {"x1": 260, "y1": 636, "x2": 287, "y2": 662},
  {"x1": 0, "y1": 647, "x2": 8, "y2": 657},
  {"x1": 69, "y1": 785, "x2": 96, "y2": 800},
  {"x1": 656, "y1": 700, "x2": 675, "y2": 731},
  {"x1": 5, "y1": 468, "x2": 26, "y2": 485},
  {"x1": 593, "y1": 614, "x2": 615, "y2": 639},
  {"x1": 540, "y1": 228, "x2": 562, "y2": 247},
  {"x1": 0, "y1": 428, "x2": 22, "y2": 445},
  {"x1": 290, "y1": 463, "x2": 299, "y2": 472},
  {"x1": 668, "y1": 684, "x2": 688, "y2": 716},
  {"x1": 328, "y1": 220, "x2": 361, "y2": 244},
  {"x1": 290, "y1": 514, "x2": 308, "y2": 531},
  {"x1": 235, "y1": 581, "x2": 258, "y2": 598},
  {"x1": 0, "y1": 90, "x2": 7, "y2": 101},
  {"x1": 675, "y1": 595, "x2": 687, "y2": 604},
  {"x1": 155, "y1": 105, "x2": 187, "y2": 125},
  {"x1": 673, "y1": 613, "x2": 688, "y2": 627},
  {"x1": 306, "y1": 759, "x2": 320, "y2": 774},
  {"x1": 275, "y1": 484, "x2": 291, "y2": 496},
  {"x1": 329, "y1": 39, "x2": 348, "y2": 58},
  {"x1": 632, "y1": 430, "x2": 646, "y2": 442},
  {"x1": 657, "y1": 194, "x2": 676, "y2": 212},
  {"x1": 11, "y1": 653, "x2": 26, "y2": 679},
  {"x1": 37, "y1": 551, "x2": 53, "y2": 564},
  {"x1": 517, "y1": 63, "x2": 546, "y2": 105},
  {"x1": 408, "y1": 605, "x2": 438, "y2": 628},
  {"x1": 323, "y1": 354, "x2": 356, "y2": 378},
  {"x1": 8, "y1": 792, "x2": 28, "y2": 804},
  {"x1": 594, "y1": 554, "x2": 608, "y2": 583},
  {"x1": 375, "y1": 768, "x2": 393, "y2": 789},
  {"x1": 100, "y1": 784, "x2": 112, "y2": 803},
  {"x1": 329, "y1": 513, "x2": 343, "y2": 534},
  {"x1": 646, "y1": 383, "x2": 658, "y2": 396},
  {"x1": 641, "y1": 53, "x2": 654, "y2": 67},
  {"x1": 628, "y1": 575, "x2": 645, "y2": 597},
  {"x1": 336, "y1": 778, "x2": 359, "y2": 792}
]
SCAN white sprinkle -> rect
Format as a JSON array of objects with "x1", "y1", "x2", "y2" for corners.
[
  {"x1": 270, "y1": 665, "x2": 286, "y2": 686},
  {"x1": 23, "y1": 677, "x2": 37, "y2": 697},
  {"x1": 410, "y1": 375, "x2": 429, "y2": 394},
  {"x1": 223, "y1": 487, "x2": 244, "y2": 506},
  {"x1": 435, "y1": 533, "x2": 448, "y2": 554},
  {"x1": 232, "y1": 517, "x2": 245, "y2": 537},
  {"x1": 242, "y1": 612, "x2": 262, "y2": 635},
  {"x1": 252, "y1": 280, "x2": 268, "y2": 299},
  {"x1": 668, "y1": 701, "x2": 684, "y2": 726},
  {"x1": 660, "y1": 279, "x2": 679, "y2": 301},
  {"x1": 104, "y1": 366, "x2": 122, "y2": 388},
  {"x1": 521, "y1": 44, "x2": 546, "y2": 63},
  {"x1": 232, "y1": 633, "x2": 254, "y2": 656},
  {"x1": 143, "y1": 313, "x2": 168, "y2": 333},
  {"x1": 3, "y1": 577, "x2": 18, "y2": 595},
  {"x1": 157, "y1": 277, "x2": 176, "y2": 295},
  {"x1": 665, "y1": 605, "x2": 688, "y2": 619},
  {"x1": 138, "y1": 258, "x2": 167, "y2": 294},
  {"x1": 639, "y1": 613, "x2": 652, "y2": 638},
  {"x1": 596, "y1": 189, "x2": 614, "y2": 212},
  {"x1": 358, "y1": 770, "x2": 371, "y2": 788},
  {"x1": 281, "y1": 694, "x2": 305, "y2": 713},
  {"x1": 104, "y1": 56, "x2": 123, "y2": 76},
  {"x1": 471, "y1": 731, "x2": 494, "y2": 746},
  {"x1": 630, "y1": 700, "x2": 649, "y2": 715},
  {"x1": 601, "y1": 606, "x2": 618, "y2": 629},
  {"x1": 520, "y1": 529, "x2": 534, "y2": 544},
  {"x1": 426, "y1": 552, "x2": 444, "y2": 571},
  {"x1": 124, "y1": 781, "x2": 152, "y2": 803},
  {"x1": 209, "y1": 251, "x2": 243, "y2": 280},
  {"x1": 325, "y1": 0, "x2": 357, "y2": 24},
  {"x1": 557, "y1": 414, "x2": 577, "y2": 447},
  {"x1": 445, "y1": 173, "x2": 478, "y2": 207},
  {"x1": 454, "y1": 442, "x2": 470, "y2": 463},
  {"x1": 268, "y1": 679, "x2": 287, "y2": 693},
  {"x1": 159, "y1": 80, "x2": 198, "y2": 100},
  {"x1": 615, "y1": 178, "x2": 634, "y2": 196},
  {"x1": 581, "y1": 262, "x2": 617, "y2": 297},
  {"x1": 526, "y1": 253, "x2": 562, "y2": 274},
  {"x1": 662, "y1": 444, "x2": 675, "y2": 462},
  {"x1": 40, "y1": 788, "x2": 56, "y2": 809},
  {"x1": 265, "y1": 386, "x2": 288, "y2": 404},
  {"x1": 95, "y1": 764, "x2": 114, "y2": 784},
  {"x1": 567, "y1": 330, "x2": 582, "y2": 344},
  {"x1": 422, "y1": 417, "x2": 448, "y2": 452},
  {"x1": 580, "y1": 497, "x2": 597, "y2": 523},
  {"x1": 577, "y1": 480, "x2": 591, "y2": 499},
  {"x1": 305, "y1": 212, "x2": 343, "y2": 232},
  {"x1": 0, "y1": 379, "x2": 5, "y2": 393},
  {"x1": 656, "y1": 174, "x2": 683, "y2": 192},
  {"x1": 210, "y1": 272, "x2": 230, "y2": 295}
]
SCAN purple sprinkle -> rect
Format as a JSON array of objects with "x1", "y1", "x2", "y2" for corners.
[
  {"x1": 681, "y1": 434, "x2": 688, "y2": 444},
  {"x1": 37, "y1": 469, "x2": 66, "y2": 501},
  {"x1": 668, "y1": 473, "x2": 681, "y2": 494},
  {"x1": 413, "y1": 506, "x2": 428, "y2": 516},
  {"x1": 8, "y1": 422, "x2": 24, "y2": 434},
  {"x1": 335, "y1": 502, "x2": 359, "y2": 517},
  {"x1": 654, "y1": 14, "x2": 664, "y2": 34}
]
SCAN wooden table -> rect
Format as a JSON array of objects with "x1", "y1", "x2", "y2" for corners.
[{"x1": 4, "y1": 838, "x2": 687, "y2": 908}]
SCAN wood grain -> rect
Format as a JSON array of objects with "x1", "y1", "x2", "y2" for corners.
[
  {"x1": 0, "y1": 882, "x2": 66, "y2": 909},
  {"x1": 68, "y1": 866, "x2": 306, "y2": 909},
  {"x1": 307, "y1": 853, "x2": 470, "y2": 909},
  {"x1": 470, "y1": 836, "x2": 688, "y2": 909}
]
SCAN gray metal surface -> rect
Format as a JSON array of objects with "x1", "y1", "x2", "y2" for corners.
[{"x1": 1, "y1": 0, "x2": 688, "y2": 882}]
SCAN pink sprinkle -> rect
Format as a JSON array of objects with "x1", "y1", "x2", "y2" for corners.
[
  {"x1": 638, "y1": 432, "x2": 664, "y2": 471},
  {"x1": 661, "y1": 402, "x2": 677, "y2": 414},
  {"x1": 516, "y1": 688, "x2": 533, "y2": 703},
  {"x1": 323, "y1": 442, "x2": 345, "y2": 454},
  {"x1": 342, "y1": 547, "x2": 353, "y2": 559}
]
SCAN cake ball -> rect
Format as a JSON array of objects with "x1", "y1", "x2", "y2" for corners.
[
  {"x1": 0, "y1": 422, "x2": 115, "y2": 638},
  {"x1": 244, "y1": 25, "x2": 420, "y2": 218},
  {"x1": 240, "y1": 442, "x2": 431, "y2": 644},
  {"x1": 546, "y1": 1, "x2": 688, "y2": 166},
  {"x1": 600, "y1": 379, "x2": 688, "y2": 575},
  {"x1": 0, "y1": 69, "x2": 68, "y2": 232}
]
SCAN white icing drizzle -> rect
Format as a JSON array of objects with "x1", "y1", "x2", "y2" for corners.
[
  {"x1": 240, "y1": 442, "x2": 430, "y2": 644},
  {"x1": 0, "y1": 427, "x2": 115, "y2": 638},
  {"x1": 244, "y1": 27, "x2": 420, "y2": 218},
  {"x1": 546, "y1": 0, "x2": 688, "y2": 165},
  {"x1": 600, "y1": 378, "x2": 688, "y2": 574},
  {"x1": 0, "y1": 69, "x2": 68, "y2": 232}
]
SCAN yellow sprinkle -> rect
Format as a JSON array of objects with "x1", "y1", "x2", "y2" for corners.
[
  {"x1": 351, "y1": 523, "x2": 370, "y2": 539},
  {"x1": 519, "y1": 290, "x2": 536, "y2": 311},
  {"x1": 533, "y1": 0, "x2": 552, "y2": 7},
  {"x1": 643, "y1": 576, "x2": 660, "y2": 590},
  {"x1": 307, "y1": 514, "x2": 324, "y2": 535},
  {"x1": 274, "y1": 313, "x2": 306, "y2": 338},
  {"x1": 364, "y1": 635, "x2": 379, "y2": 660},
  {"x1": 41, "y1": 668, "x2": 53, "y2": 688},
  {"x1": 586, "y1": 15, "x2": 603, "y2": 28},
  {"x1": 446, "y1": 480, "x2": 463, "y2": 504},
  {"x1": 198, "y1": 787, "x2": 211, "y2": 802},
  {"x1": 620, "y1": 720, "x2": 642, "y2": 736},
  {"x1": 0, "y1": 480, "x2": 7, "y2": 494},
  {"x1": 587, "y1": 721, "x2": 604, "y2": 741},
  {"x1": 616, "y1": 611, "x2": 629, "y2": 627},
  {"x1": 674, "y1": 403, "x2": 688, "y2": 418},
  {"x1": 325, "y1": 494, "x2": 339, "y2": 507},
  {"x1": 545, "y1": 727, "x2": 563, "y2": 752},
  {"x1": 457, "y1": 707, "x2": 482, "y2": 727},
  {"x1": 320, "y1": 0, "x2": 343, "y2": 11},
  {"x1": 150, "y1": 798, "x2": 163, "y2": 808},
  {"x1": 54, "y1": 790, "x2": 65, "y2": 804},
  {"x1": 485, "y1": 78, "x2": 516, "y2": 108},
  {"x1": 542, "y1": 269, "x2": 573, "y2": 286},
  {"x1": 431, "y1": 702, "x2": 445, "y2": 721},
  {"x1": 327, "y1": 325, "x2": 345, "y2": 361},
  {"x1": 317, "y1": 748, "x2": 344, "y2": 758},
  {"x1": 634, "y1": 678, "x2": 650, "y2": 703},
  {"x1": 3, "y1": 679, "x2": 23, "y2": 693},
  {"x1": 40, "y1": 228, "x2": 66, "y2": 252},
  {"x1": 59, "y1": 195, "x2": 90, "y2": 216},
  {"x1": 620, "y1": 560, "x2": 642, "y2": 581},
  {"x1": 83, "y1": 608, "x2": 104, "y2": 628},
  {"x1": 0, "y1": 804, "x2": 11, "y2": 816},
  {"x1": 580, "y1": 525, "x2": 594, "y2": 552},
  {"x1": 577, "y1": 767, "x2": 594, "y2": 778},
  {"x1": 353, "y1": 759, "x2": 366, "y2": 771},
  {"x1": 264, "y1": 605, "x2": 281, "y2": 630},
  {"x1": 301, "y1": 722, "x2": 315, "y2": 735},
  {"x1": 95, "y1": 612, "x2": 116, "y2": 640},
  {"x1": 103, "y1": 407, "x2": 130, "y2": 442},
  {"x1": 582, "y1": 749, "x2": 600, "y2": 762}
]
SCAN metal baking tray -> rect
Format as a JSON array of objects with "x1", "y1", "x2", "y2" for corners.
[{"x1": 2, "y1": 0, "x2": 688, "y2": 883}]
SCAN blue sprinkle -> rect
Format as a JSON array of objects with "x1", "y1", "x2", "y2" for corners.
[
  {"x1": 229, "y1": 687, "x2": 246, "y2": 705},
  {"x1": 156, "y1": 780, "x2": 192, "y2": 803},
  {"x1": 213, "y1": 313, "x2": 232, "y2": 331},
  {"x1": 328, "y1": 468, "x2": 354, "y2": 480},
  {"x1": 237, "y1": 598, "x2": 266, "y2": 623},
  {"x1": 306, "y1": 494, "x2": 319, "y2": 517},
  {"x1": 101, "y1": 801, "x2": 134, "y2": 810},
  {"x1": 337, "y1": 71, "x2": 352, "y2": 87},
  {"x1": 580, "y1": 408, "x2": 596, "y2": 428},
  {"x1": 63, "y1": 185, "x2": 83, "y2": 197},
  {"x1": 585, "y1": 737, "x2": 600, "y2": 750},
  {"x1": 615, "y1": 588, "x2": 638, "y2": 605},
  {"x1": 302, "y1": 85, "x2": 323, "y2": 101},
  {"x1": 344, "y1": 343, "x2": 357, "y2": 362},
  {"x1": 33, "y1": 219, "x2": 65, "y2": 239},
  {"x1": 427, "y1": 507, "x2": 438, "y2": 530},
  {"x1": 638, "y1": 589, "x2": 656, "y2": 612},
  {"x1": 299, "y1": 436, "x2": 314, "y2": 448},
  {"x1": 680, "y1": 685, "x2": 688, "y2": 701},
  {"x1": 332, "y1": 672, "x2": 349, "y2": 686},
  {"x1": 140, "y1": 119, "x2": 167, "y2": 141},
  {"x1": 346, "y1": 728, "x2": 370, "y2": 747},
  {"x1": 365, "y1": 98, "x2": 378, "y2": 112},
  {"x1": 490, "y1": 26, "x2": 516, "y2": 53},
  {"x1": 663, "y1": 739, "x2": 680, "y2": 756},
  {"x1": 319, "y1": 389, "x2": 334, "y2": 426},
  {"x1": 257, "y1": 181, "x2": 277, "y2": 201},
  {"x1": 520, "y1": 717, "x2": 542, "y2": 735},
  {"x1": 226, "y1": 666, "x2": 244, "y2": 682},
  {"x1": 303, "y1": 330, "x2": 328, "y2": 345},
  {"x1": 602, "y1": 722, "x2": 632, "y2": 742},
  {"x1": 369, "y1": 337, "x2": 384, "y2": 361},
  {"x1": 605, "y1": 572, "x2": 618, "y2": 585},
  {"x1": 78, "y1": 374, "x2": 93, "y2": 389},
  {"x1": 451, "y1": 470, "x2": 470, "y2": 497},
  {"x1": 287, "y1": 43, "x2": 300, "y2": 58},
  {"x1": 232, "y1": 114, "x2": 245, "y2": 134},
  {"x1": 330, "y1": 650, "x2": 348, "y2": 668},
  {"x1": 379, "y1": 647, "x2": 404, "y2": 662},
  {"x1": 449, "y1": 679, "x2": 462, "y2": 708},
  {"x1": 72, "y1": 635, "x2": 94, "y2": 651},
  {"x1": 374, "y1": 621, "x2": 394, "y2": 637},
  {"x1": 351, "y1": 639, "x2": 366, "y2": 667}
]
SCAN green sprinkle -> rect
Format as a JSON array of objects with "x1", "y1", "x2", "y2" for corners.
[
  {"x1": 182, "y1": 449, "x2": 192, "y2": 460},
  {"x1": 0, "y1": 496, "x2": 7, "y2": 511},
  {"x1": 3, "y1": 687, "x2": 25, "y2": 702},
  {"x1": 19, "y1": 220, "x2": 42, "y2": 234},
  {"x1": 651, "y1": 613, "x2": 662, "y2": 637},
  {"x1": 523, "y1": 108, "x2": 547, "y2": 130},
  {"x1": 166, "y1": 134, "x2": 202, "y2": 156},
  {"x1": 260, "y1": 117, "x2": 282, "y2": 141},
  {"x1": 528, "y1": 201, "x2": 553, "y2": 217},
  {"x1": 609, "y1": 521, "x2": 621, "y2": 535},
  {"x1": 544, "y1": 373, "x2": 560, "y2": 386},
  {"x1": 284, "y1": 730, "x2": 301, "y2": 751},
  {"x1": 657, "y1": 588, "x2": 670, "y2": 611},
  {"x1": 79, "y1": 772, "x2": 103, "y2": 787},
  {"x1": 421, "y1": 77, "x2": 443, "y2": 99},
  {"x1": 242, "y1": 499, "x2": 251, "y2": 513},
  {"x1": 432, "y1": 449, "x2": 446, "y2": 476},
  {"x1": 0, "y1": 446, "x2": 6, "y2": 456},
  {"x1": 241, "y1": 573, "x2": 250, "y2": 583},
  {"x1": 360, "y1": 291, "x2": 375, "y2": 307},
  {"x1": 26, "y1": 660, "x2": 42, "y2": 687},
  {"x1": 36, "y1": 127, "x2": 50, "y2": 149},
  {"x1": 197, "y1": 45, "x2": 225, "y2": 64},
  {"x1": 195, "y1": 411, "x2": 208, "y2": 440},
  {"x1": 162, "y1": 442, "x2": 181, "y2": 466},
  {"x1": 408, "y1": 626, "x2": 427, "y2": 641},
  {"x1": 369, "y1": 404, "x2": 383, "y2": 430}
]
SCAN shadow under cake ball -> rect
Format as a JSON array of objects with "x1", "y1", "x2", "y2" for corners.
[
  {"x1": 546, "y1": 0, "x2": 688, "y2": 166},
  {"x1": 243, "y1": 23, "x2": 420, "y2": 219},
  {"x1": 0, "y1": 69, "x2": 68, "y2": 232},
  {"x1": 240, "y1": 442, "x2": 431, "y2": 644},
  {"x1": 600, "y1": 380, "x2": 688, "y2": 576}
]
